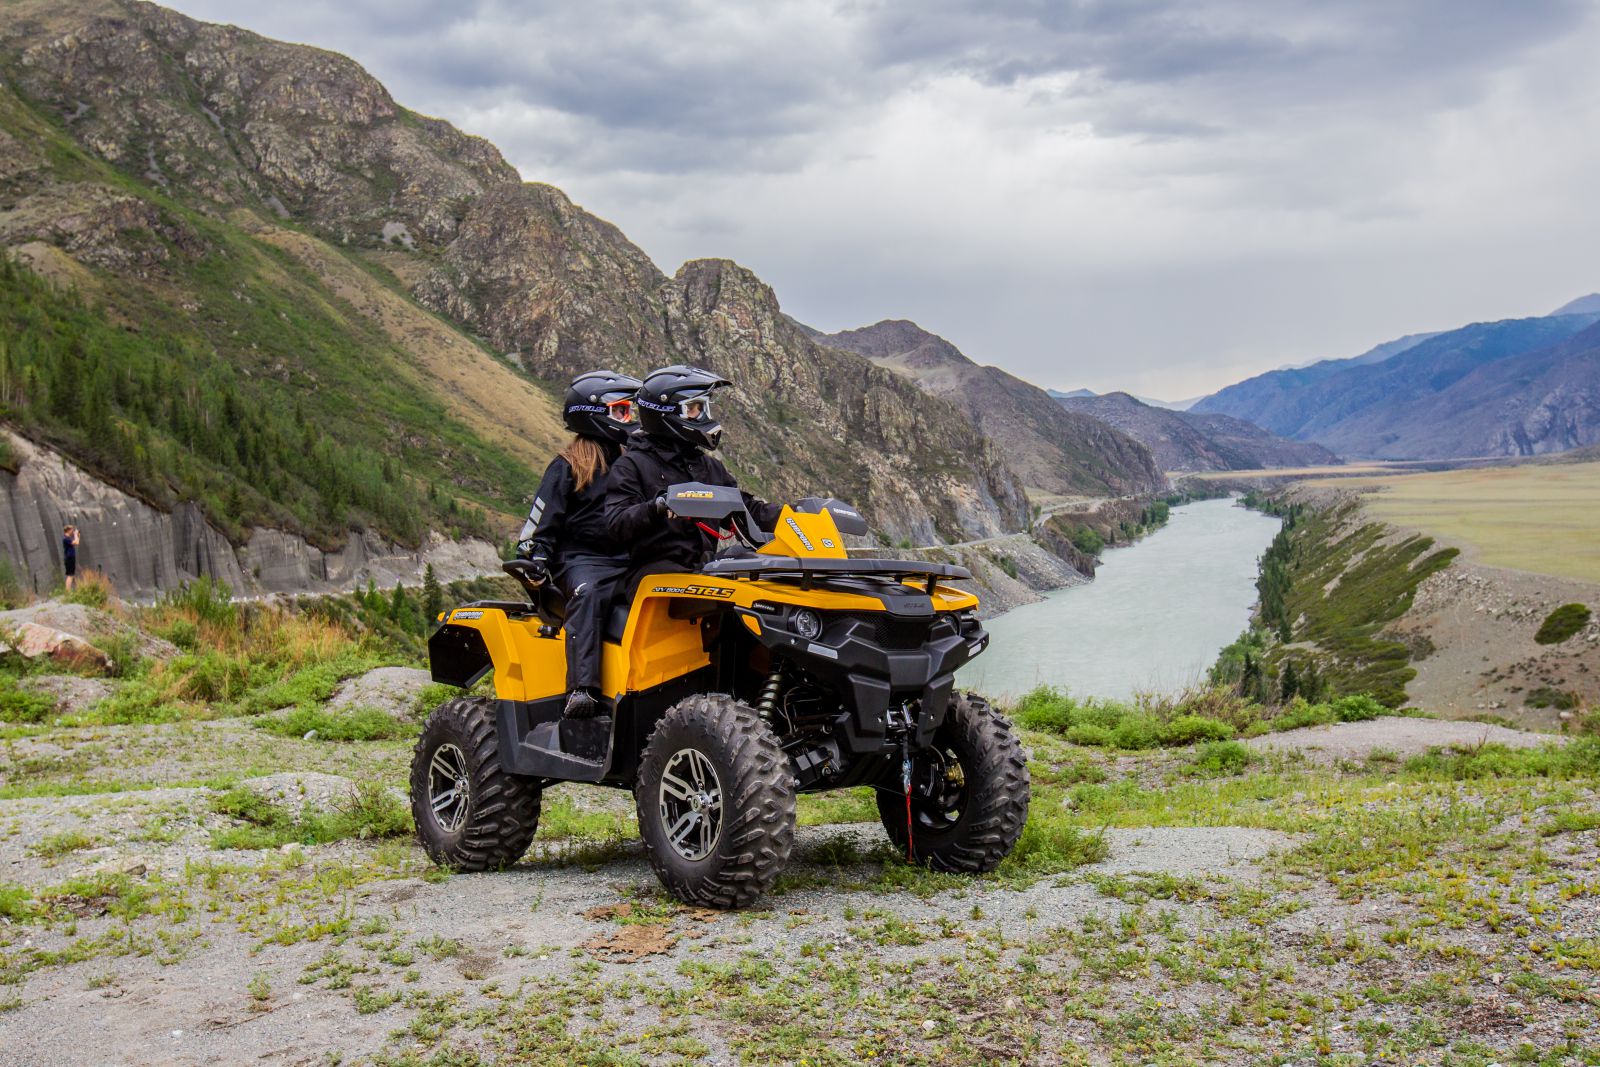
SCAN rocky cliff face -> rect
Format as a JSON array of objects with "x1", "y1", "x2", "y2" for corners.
[
  {"x1": 0, "y1": 431, "x2": 499, "y2": 601},
  {"x1": 1057, "y1": 392, "x2": 1341, "y2": 472},
  {"x1": 1, "y1": 0, "x2": 1032, "y2": 545},
  {"x1": 823, "y1": 320, "x2": 1167, "y2": 497}
]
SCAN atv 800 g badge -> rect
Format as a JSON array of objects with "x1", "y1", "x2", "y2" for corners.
[{"x1": 651, "y1": 584, "x2": 735, "y2": 598}]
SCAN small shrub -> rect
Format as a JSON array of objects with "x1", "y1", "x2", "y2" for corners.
[
  {"x1": 1332, "y1": 694, "x2": 1386, "y2": 722},
  {"x1": 1003, "y1": 814, "x2": 1109, "y2": 873},
  {"x1": 1011, "y1": 687, "x2": 1078, "y2": 734},
  {"x1": 28, "y1": 830, "x2": 97, "y2": 857},
  {"x1": 0, "y1": 557, "x2": 25, "y2": 610},
  {"x1": 1526, "y1": 687, "x2": 1578, "y2": 711},
  {"x1": 1270, "y1": 700, "x2": 1338, "y2": 732},
  {"x1": 1065, "y1": 723, "x2": 1115, "y2": 747},
  {"x1": 1535, "y1": 603, "x2": 1591, "y2": 645},
  {"x1": 1159, "y1": 715, "x2": 1234, "y2": 746},
  {"x1": 1110, "y1": 715, "x2": 1162, "y2": 750},
  {"x1": 0, "y1": 679, "x2": 56, "y2": 723},
  {"x1": 61, "y1": 570, "x2": 114, "y2": 609},
  {"x1": 161, "y1": 577, "x2": 238, "y2": 631},
  {"x1": 1188, "y1": 740, "x2": 1253, "y2": 777}
]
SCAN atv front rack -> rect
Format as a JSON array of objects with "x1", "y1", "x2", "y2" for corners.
[{"x1": 700, "y1": 556, "x2": 972, "y2": 587}]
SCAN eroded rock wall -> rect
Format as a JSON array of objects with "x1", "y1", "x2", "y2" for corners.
[{"x1": 0, "y1": 431, "x2": 498, "y2": 600}]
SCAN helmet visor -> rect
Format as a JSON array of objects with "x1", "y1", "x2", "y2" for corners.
[{"x1": 678, "y1": 392, "x2": 713, "y2": 422}]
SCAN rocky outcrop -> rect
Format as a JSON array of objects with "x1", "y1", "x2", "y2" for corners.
[
  {"x1": 327, "y1": 666, "x2": 434, "y2": 721},
  {"x1": 0, "y1": 430, "x2": 500, "y2": 600},
  {"x1": 0, "y1": 601, "x2": 179, "y2": 661},
  {"x1": 824, "y1": 320, "x2": 1168, "y2": 497}
]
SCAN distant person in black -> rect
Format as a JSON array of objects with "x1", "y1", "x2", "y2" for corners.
[
  {"x1": 516, "y1": 370, "x2": 642, "y2": 719},
  {"x1": 605, "y1": 365, "x2": 782, "y2": 588},
  {"x1": 62, "y1": 524, "x2": 79, "y2": 591}
]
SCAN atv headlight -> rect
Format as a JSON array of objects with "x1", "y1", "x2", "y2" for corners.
[{"x1": 792, "y1": 609, "x2": 822, "y2": 641}]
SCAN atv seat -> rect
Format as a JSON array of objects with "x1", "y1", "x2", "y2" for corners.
[{"x1": 501, "y1": 560, "x2": 630, "y2": 641}]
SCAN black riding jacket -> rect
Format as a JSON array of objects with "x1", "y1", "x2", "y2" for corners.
[
  {"x1": 604, "y1": 433, "x2": 782, "y2": 570},
  {"x1": 516, "y1": 440, "x2": 626, "y2": 564}
]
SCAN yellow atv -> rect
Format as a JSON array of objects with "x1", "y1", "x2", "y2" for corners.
[{"x1": 409, "y1": 484, "x2": 1029, "y2": 907}]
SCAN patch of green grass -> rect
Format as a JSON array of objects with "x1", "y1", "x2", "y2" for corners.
[
  {"x1": 0, "y1": 674, "x2": 56, "y2": 723},
  {"x1": 1403, "y1": 738, "x2": 1599, "y2": 781},
  {"x1": 255, "y1": 705, "x2": 409, "y2": 741},
  {"x1": 1011, "y1": 686, "x2": 1244, "y2": 751},
  {"x1": 209, "y1": 781, "x2": 411, "y2": 850},
  {"x1": 27, "y1": 830, "x2": 98, "y2": 858},
  {"x1": 1540, "y1": 809, "x2": 1600, "y2": 836},
  {"x1": 795, "y1": 787, "x2": 877, "y2": 826},
  {"x1": 1535, "y1": 603, "x2": 1592, "y2": 645},
  {"x1": 0, "y1": 882, "x2": 35, "y2": 921}
]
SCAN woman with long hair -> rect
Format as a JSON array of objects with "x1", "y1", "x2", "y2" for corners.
[{"x1": 516, "y1": 370, "x2": 642, "y2": 718}]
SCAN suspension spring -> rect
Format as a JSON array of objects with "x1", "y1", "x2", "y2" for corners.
[{"x1": 755, "y1": 666, "x2": 782, "y2": 725}]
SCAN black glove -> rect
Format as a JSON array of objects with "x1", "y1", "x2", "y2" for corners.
[
  {"x1": 523, "y1": 556, "x2": 550, "y2": 585},
  {"x1": 653, "y1": 492, "x2": 671, "y2": 517}
]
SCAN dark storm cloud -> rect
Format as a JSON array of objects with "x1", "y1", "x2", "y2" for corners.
[{"x1": 179, "y1": 0, "x2": 1586, "y2": 173}]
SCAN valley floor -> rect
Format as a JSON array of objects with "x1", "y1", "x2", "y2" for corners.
[{"x1": 2, "y1": 711, "x2": 1595, "y2": 1066}]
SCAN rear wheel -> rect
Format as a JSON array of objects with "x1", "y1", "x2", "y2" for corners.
[
  {"x1": 635, "y1": 694, "x2": 796, "y2": 908},
  {"x1": 877, "y1": 693, "x2": 1030, "y2": 872},
  {"x1": 410, "y1": 696, "x2": 541, "y2": 870}
]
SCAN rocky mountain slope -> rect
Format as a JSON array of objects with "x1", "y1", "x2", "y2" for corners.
[
  {"x1": 821, "y1": 320, "x2": 1166, "y2": 497},
  {"x1": 1056, "y1": 392, "x2": 1340, "y2": 472},
  {"x1": 1194, "y1": 312, "x2": 1600, "y2": 458},
  {"x1": 0, "y1": 0, "x2": 1038, "y2": 566}
]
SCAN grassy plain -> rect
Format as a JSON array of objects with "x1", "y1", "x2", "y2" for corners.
[{"x1": 1302, "y1": 461, "x2": 1600, "y2": 583}]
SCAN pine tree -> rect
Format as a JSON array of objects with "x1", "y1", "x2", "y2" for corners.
[{"x1": 422, "y1": 564, "x2": 442, "y2": 621}]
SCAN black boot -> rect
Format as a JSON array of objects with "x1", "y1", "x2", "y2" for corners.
[{"x1": 563, "y1": 687, "x2": 603, "y2": 719}]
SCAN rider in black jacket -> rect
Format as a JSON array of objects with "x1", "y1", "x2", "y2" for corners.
[
  {"x1": 517, "y1": 370, "x2": 642, "y2": 718},
  {"x1": 605, "y1": 366, "x2": 782, "y2": 584}
]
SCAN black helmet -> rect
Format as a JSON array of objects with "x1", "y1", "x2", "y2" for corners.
[
  {"x1": 563, "y1": 369, "x2": 643, "y2": 445},
  {"x1": 637, "y1": 365, "x2": 731, "y2": 451}
]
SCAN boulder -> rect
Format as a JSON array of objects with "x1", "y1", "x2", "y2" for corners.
[
  {"x1": 327, "y1": 666, "x2": 435, "y2": 720},
  {"x1": 0, "y1": 620, "x2": 112, "y2": 672},
  {"x1": 0, "y1": 602, "x2": 179, "y2": 662},
  {"x1": 19, "y1": 674, "x2": 116, "y2": 715}
]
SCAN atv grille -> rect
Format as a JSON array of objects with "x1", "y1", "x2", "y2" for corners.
[{"x1": 841, "y1": 613, "x2": 934, "y2": 650}]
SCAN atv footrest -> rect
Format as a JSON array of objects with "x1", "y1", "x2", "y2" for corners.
[{"x1": 559, "y1": 716, "x2": 612, "y2": 763}]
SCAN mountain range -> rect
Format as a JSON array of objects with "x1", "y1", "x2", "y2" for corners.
[
  {"x1": 1055, "y1": 392, "x2": 1340, "y2": 472},
  {"x1": 819, "y1": 321, "x2": 1166, "y2": 497},
  {"x1": 1194, "y1": 310, "x2": 1600, "y2": 459}
]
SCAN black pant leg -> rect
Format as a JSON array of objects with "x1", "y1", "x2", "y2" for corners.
[{"x1": 556, "y1": 558, "x2": 628, "y2": 692}]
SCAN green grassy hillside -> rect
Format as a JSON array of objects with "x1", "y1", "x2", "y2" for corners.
[{"x1": 0, "y1": 83, "x2": 561, "y2": 549}]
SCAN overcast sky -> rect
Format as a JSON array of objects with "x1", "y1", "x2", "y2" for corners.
[{"x1": 175, "y1": 0, "x2": 1600, "y2": 400}]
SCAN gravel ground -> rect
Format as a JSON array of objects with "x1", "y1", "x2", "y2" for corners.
[{"x1": 1245, "y1": 716, "x2": 1563, "y2": 762}]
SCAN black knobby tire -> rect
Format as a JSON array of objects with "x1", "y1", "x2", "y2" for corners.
[
  {"x1": 634, "y1": 694, "x2": 796, "y2": 908},
  {"x1": 876, "y1": 692, "x2": 1030, "y2": 873},
  {"x1": 410, "y1": 696, "x2": 541, "y2": 871}
]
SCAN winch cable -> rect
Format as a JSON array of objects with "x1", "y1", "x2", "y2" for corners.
[{"x1": 900, "y1": 735, "x2": 914, "y2": 864}]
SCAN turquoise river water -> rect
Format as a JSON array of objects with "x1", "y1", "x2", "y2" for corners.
[{"x1": 956, "y1": 496, "x2": 1282, "y2": 701}]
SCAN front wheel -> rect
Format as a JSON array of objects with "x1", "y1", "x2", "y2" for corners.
[
  {"x1": 410, "y1": 696, "x2": 541, "y2": 870},
  {"x1": 877, "y1": 693, "x2": 1030, "y2": 872},
  {"x1": 635, "y1": 694, "x2": 796, "y2": 908}
]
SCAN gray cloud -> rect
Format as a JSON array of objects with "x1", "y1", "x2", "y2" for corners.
[{"x1": 172, "y1": 0, "x2": 1600, "y2": 399}]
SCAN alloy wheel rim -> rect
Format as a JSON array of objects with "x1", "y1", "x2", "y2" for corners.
[
  {"x1": 427, "y1": 743, "x2": 471, "y2": 834},
  {"x1": 658, "y1": 748, "x2": 723, "y2": 861}
]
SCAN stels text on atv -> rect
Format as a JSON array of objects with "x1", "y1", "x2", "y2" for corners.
[{"x1": 410, "y1": 485, "x2": 1030, "y2": 907}]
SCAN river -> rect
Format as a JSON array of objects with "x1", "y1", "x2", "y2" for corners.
[{"x1": 956, "y1": 497, "x2": 1282, "y2": 701}]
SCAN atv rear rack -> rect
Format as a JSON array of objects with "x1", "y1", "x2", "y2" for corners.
[{"x1": 700, "y1": 555, "x2": 972, "y2": 590}]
